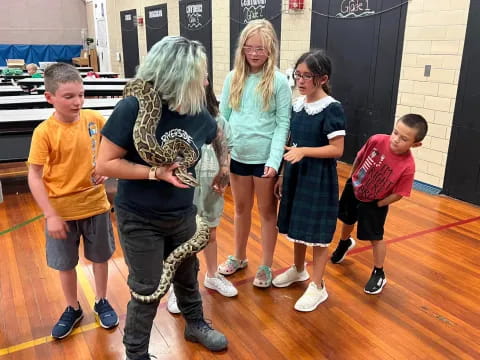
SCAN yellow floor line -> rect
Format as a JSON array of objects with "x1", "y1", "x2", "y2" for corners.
[
  {"x1": 77, "y1": 263, "x2": 97, "y2": 307},
  {"x1": 0, "y1": 265, "x2": 100, "y2": 356}
]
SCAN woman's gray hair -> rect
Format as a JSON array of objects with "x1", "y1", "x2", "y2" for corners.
[{"x1": 136, "y1": 36, "x2": 207, "y2": 115}]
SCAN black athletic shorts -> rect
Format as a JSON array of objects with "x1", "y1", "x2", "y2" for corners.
[
  {"x1": 338, "y1": 178, "x2": 389, "y2": 240},
  {"x1": 230, "y1": 158, "x2": 265, "y2": 178}
]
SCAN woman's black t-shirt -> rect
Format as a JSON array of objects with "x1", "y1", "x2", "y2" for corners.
[{"x1": 101, "y1": 96, "x2": 217, "y2": 219}]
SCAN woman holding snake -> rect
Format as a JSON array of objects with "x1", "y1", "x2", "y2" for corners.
[{"x1": 96, "y1": 36, "x2": 229, "y2": 359}]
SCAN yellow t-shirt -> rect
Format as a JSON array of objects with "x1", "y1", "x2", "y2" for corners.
[{"x1": 28, "y1": 109, "x2": 110, "y2": 220}]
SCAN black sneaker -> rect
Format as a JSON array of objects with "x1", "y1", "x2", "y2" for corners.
[
  {"x1": 126, "y1": 354, "x2": 157, "y2": 360},
  {"x1": 364, "y1": 270, "x2": 387, "y2": 294},
  {"x1": 94, "y1": 298, "x2": 119, "y2": 329},
  {"x1": 51, "y1": 304, "x2": 83, "y2": 339},
  {"x1": 331, "y1": 238, "x2": 356, "y2": 263},
  {"x1": 185, "y1": 319, "x2": 228, "y2": 351}
]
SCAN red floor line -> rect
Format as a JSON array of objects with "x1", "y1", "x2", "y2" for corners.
[
  {"x1": 98, "y1": 216, "x2": 480, "y2": 325},
  {"x1": 348, "y1": 215, "x2": 480, "y2": 255},
  {"x1": 222, "y1": 215, "x2": 480, "y2": 289}
]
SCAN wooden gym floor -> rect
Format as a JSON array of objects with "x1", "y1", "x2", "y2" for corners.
[{"x1": 0, "y1": 162, "x2": 479, "y2": 359}]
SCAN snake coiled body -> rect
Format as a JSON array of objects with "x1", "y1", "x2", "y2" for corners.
[
  {"x1": 123, "y1": 79, "x2": 210, "y2": 303},
  {"x1": 130, "y1": 215, "x2": 210, "y2": 303},
  {"x1": 124, "y1": 78, "x2": 199, "y2": 187}
]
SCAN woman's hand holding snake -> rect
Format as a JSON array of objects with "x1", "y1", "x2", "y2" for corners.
[{"x1": 155, "y1": 164, "x2": 190, "y2": 189}]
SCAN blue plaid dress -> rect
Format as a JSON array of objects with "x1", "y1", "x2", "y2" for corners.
[{"x1": 277, "y1": 96, "x2": 346, "y2": 246}]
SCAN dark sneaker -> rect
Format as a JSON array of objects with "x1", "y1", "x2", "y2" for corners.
[
  {"x1": 94, "y1": 298, "x2": 119, "y2": 329},
  {"x1": 331, "y1": 238, "x2": 356, "y2": 264},
  {"x1": 51, "y1": 304, "x2": 83, "y2": 339},
  {"x1": 364, "y1": 270, "x2": 387, "y2": 294},
  {"x1": 126, "y1": 354, "x2": 157, "y2": 360},
  {"x1": 185, "y1": 319, "x2": 228, "y2": 351}
]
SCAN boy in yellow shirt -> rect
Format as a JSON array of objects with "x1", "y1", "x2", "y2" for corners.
[{"x1": 28, "y1": 63, "x2": 118, "y2": 339}]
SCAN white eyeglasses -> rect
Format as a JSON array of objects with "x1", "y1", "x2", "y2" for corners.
[{"x1": 243, "y1": 46, "x2": 267, "y2": 55}]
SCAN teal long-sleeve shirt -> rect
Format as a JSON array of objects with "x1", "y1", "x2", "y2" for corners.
[{"x1": 220, "y1": 70, "x2": 292, "y2": 172}]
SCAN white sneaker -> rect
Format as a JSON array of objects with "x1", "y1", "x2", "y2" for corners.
[
  {"x1": 294, "y1": 281, "x2": 328, "y2": 312},
  {"x1": 204, "y1": 272, "x2": 238, "y2": 297},
  {"x1": 166, "y1": 285, "x2": 180, "y2": 314},
  {"x1": 272, "y1": 265, "x2": 310, "y2": 288}
]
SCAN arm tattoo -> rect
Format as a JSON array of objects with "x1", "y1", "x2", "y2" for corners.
[
  {"x1": 212, "y1": 126, "x2": 230, "y2": 188},
  {"x1": 212, "y1": 126, "x2": 228, "y2": 169}
]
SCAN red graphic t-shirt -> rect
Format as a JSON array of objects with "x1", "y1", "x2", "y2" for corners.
[{"x1": 351, "y1": 134, "x2": 415, "y2": 202}]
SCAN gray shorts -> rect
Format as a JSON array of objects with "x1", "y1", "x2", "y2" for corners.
[
  {"x1": 194, "y1": 183, "x2": 224, "y2": 228},
  {"x1": 193, "y1": 144, "x2": 225, "y2": 228},
  {"x1": 46, "y1": 211, "x2": 115, "y2": 271}
]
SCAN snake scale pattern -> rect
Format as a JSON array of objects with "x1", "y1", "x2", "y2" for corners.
[
  {"x1": 123, "y1": 79, "x2": 210, "y2": 304},
  {"x1": 130, "y1": 215, "x2": 210, "y2": 303},
  {"x1": 124, "y1": 78, "x2": 199, "y2": 187}
]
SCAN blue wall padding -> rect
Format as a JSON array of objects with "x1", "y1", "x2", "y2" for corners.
[{"x1": 0, "y1": 44, "x2": 83, "y2": 66}]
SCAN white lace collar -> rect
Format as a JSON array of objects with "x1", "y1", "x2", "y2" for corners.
[{"x1": 292, "y1": 96, "x2": 339, "y2": 115}]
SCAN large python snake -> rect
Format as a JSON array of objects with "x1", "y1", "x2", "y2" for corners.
[
  {"x1": 124, "y1": 78, "x2": 200, "y2": 187},
  {"x1": 123, "y1": 78, "x2": 210, "y2": 304}
]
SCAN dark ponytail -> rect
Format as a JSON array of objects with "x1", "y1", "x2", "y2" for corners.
[{"x1": 205, "y1": 74, "x2": 219, "y2": 118}]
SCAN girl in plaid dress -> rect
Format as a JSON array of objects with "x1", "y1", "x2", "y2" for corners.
[{"x1": 273, "y1": 50, "x2": 346, "y2": 312}]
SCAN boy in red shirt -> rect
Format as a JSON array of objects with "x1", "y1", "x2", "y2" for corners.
[{"x1": 331, "y1": 114, "x2": 428, "y2": 294}]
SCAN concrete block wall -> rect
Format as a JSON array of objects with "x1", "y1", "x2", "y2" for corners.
[
  {"x1": 396, "y1": 0, "x2": 470, "y2": 187},
  {"x1": 96, "y1": 0, "x2": 473, "y2": 189},
  {"x1": 105, "y1": 0, "x2": 171, "y2": 76},
  {"x1": 279, "y1": 0, "x2": 312, "y2": 73},
  {"x1": 211, "y1": 0, "x2": 230, "y2": 94},
  {"x1": 102, "y1": 0, "x2": 311, "y2": 94}
]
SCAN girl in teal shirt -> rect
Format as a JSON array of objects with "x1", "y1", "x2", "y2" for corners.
[{"x1": 218, "y1": 19, "x2": 291, "y2": 288}]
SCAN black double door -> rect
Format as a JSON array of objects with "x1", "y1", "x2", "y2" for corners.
[
  {"x1": 179, "y1": 0, "x2": 213, "y2": 79},
  {"x1": 311, "y1": 0, "x2": 408, "y2": 163},
  {"x1": 120, "y1": 9, "x2": 140, "y2": 78},
  {"x1": 443, "y1": 0, "x2": 480, "y2": 205},
  {"x1": 145, "y1": 4, "x2": 168, "y2": 52}
]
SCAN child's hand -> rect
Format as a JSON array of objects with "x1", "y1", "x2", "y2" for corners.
[
  {"x1": 46, "y1": 216, "x2": 69, "y2": 240},
  {"x1": 262, "y1": 166, "x2": 277, "y2": 178},
  {"x1": 274, "y1": 176, "x2": 283, "y2": 199},
  {"x1": 283, "y1": 146, "x2": 305, "y2": 164},
  {"x1": 91, "y1": 171, "x2": 108, "y2": 185},
  {"x1": 212, "y1": 166, "x2": 230, "y2": 194}
]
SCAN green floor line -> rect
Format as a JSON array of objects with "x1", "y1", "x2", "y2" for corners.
[{"x1": 0, "y1": 214, "x2": 44, "y2": 236}]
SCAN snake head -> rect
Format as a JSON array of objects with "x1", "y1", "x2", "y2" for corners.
[{"x1": 175, "y1": 167, "x2": 199, "y2": 187}]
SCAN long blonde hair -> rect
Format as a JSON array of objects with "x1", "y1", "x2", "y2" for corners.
[{"x1": 229, "y1": 19, "x2": 279, "y2": 112}]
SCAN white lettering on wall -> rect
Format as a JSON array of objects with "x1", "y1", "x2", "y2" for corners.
[
  {"x1": 241, "y1": 0, "x2": 266, "y2": 5},
  {"x1": 149, "y1": 10, "x2": 163, "y2": 19},
  {"x1": 336, "y1": 0, "x2": 375, "y2": 18},
  {"x1": 186, "y1": 3, "x2": 203, "y2": 28},
  {"x1": 241, "y1": 0, "x2": 267, "y2": 23}
]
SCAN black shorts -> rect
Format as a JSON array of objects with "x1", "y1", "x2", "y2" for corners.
[
  {"x1": 230, "y1": 159, "x2": 265, "y2": 178},
  {"x1": 338, "y1": 178, "x2": 389, "y2": 241}
]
